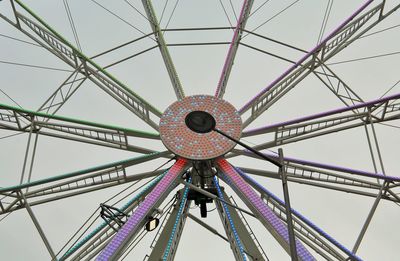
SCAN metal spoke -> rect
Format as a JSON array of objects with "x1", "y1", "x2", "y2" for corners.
[
  {"x1": 2, "y1": 0, "x2": 162, "y2": 130},
  {"x1": 0, "y1": 103, "x2": 161, "y2": 153},
  {"x1": 1, "y1": 1, "x2": 399, "y2": 260},
  {"x1": 141, "y1": 0, "x2": 185, "y2": 100},
  {"x1": 234, "y1": 29, "x2": 365, "y2": 112},
  {"x1": 277, "y1": 149, "x2": 298, "y2": 261},
  {"x1": 60, "y1": 174, "x2": 166, "y2": 260},
  {"x1": 236, "y1": 149, "x2": 400, "y2": 184},
  {"x1": 20, "y1": 192, "x2": 56, "y2": 259},
  {"x1": 214, "y1": 177, "x2": 247, "y2": 260},
  {"x1": 215, "y1": 0, "x2": 254, "y2": 98},
  {"x1": 216, "y1": 158, "x2": 315, "y2": 260},
  {"x1": 0, "y1": 152, "x2": 170, "y2": 215},
  {"x1": 352, "y1": 182, "x2": 388, "y2": 254},
  {"x1": 239, "y1": 169, "x2": 362, "y2": 261},
  {"x1": 214, "y1": 181, "x2": 267, "y2": 261},
  {"x1": 96, "y1": 158, "x2": 189, "y2": 260},
  {"x1": 241, "y1": 93, "x2": 400, "y2": 150},
  {"x1": 234, "y1": 150, "x2": 400, "y2": 203},
  {"x1": 239, "y1": 1, "x2": 400, "y2": 128},
  {"x1": 147, "y1": 187, "x2": 190, "y2": 261}
]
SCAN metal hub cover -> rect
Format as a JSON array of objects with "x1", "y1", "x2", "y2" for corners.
[{"x1": 159, "y1": 95, "x2": 242, "y2": 160}]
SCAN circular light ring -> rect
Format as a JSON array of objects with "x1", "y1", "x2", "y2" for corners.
[{"x1": 159, "y1": 95, "x2": 242, "y2": 160}]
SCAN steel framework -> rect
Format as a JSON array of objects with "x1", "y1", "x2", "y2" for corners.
[{"x1": 1, "y1": 0, "x2": 400, "y2": 260}]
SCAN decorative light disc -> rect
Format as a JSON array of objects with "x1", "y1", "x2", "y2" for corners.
[{"x1": 159, "y1": 95, "x2": 242, "y2": 160}]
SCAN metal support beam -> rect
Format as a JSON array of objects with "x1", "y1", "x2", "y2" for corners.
[
  {"x1": 351, "y1": 108, "x2": 389, "y2": 254},
  {"x1": 239, "y1": 1, "x2": 400, "y2": 127},
  {"x1": 233, "y1": 150, "x2": 400, "y2": 203},
  {"x1": 19, "y1": 118, "x2": 34, "y2": 184},
  {"x1": 214, "y1": 178, "x2": 247, "y2": 261},
  {"x1": 238, "y1": 165, "x2": 382, "y2": 191},
  {"x1": 37, "y1": 68, "x2": 87, "y2": 115},
  {"x1": 141, "y1": 0, "x2": 185, "y2": 100},
  {"x1": 0, "y1": 102, "x2": 160, "y2": 154},
  {"x1": 278, "y1": 149, "x2": 298, "y2": 261},
  {"x1": 216, "y1": 158, "x2": 315, "y2": 261},
  {"x1": 215, "y1": 189, "x2": 267, "y2": 261},
  {"x1": 313, "y1": 64, "x2": 364, "y2": 108},
  {"x1": 148, "y1": 188, "x2": 190, "y2": 261},
  {"x1": 19, "y1": 192, "x2": 56, "y2": 260},
  {"x1": 352, "y1": 182, "x2": 387, "y2": 254},
  {"x1": 0, "y1": 153, "x2": 170, "y2": 215},
  {"x1": 215, "y1": 0, "x2": 254, "y2": 98},
  {"x1": 96, "y1": 158, "x2": 189, "y2": 260},
  {"x1": 187, "y1": 213, "x2": 229, "y2": 242},
  {"x1": 241, "y1": 93, "x2": 400, "y2": 151},
  {"x1": 3, "y1": 1, "x2": 162, "y2": 130},
  {"x1": 238, "y1": 169, "x2": 362, "y2": 261},
  {"x1": 235, "y1": 150, "x2": 400, "y2": 184}
]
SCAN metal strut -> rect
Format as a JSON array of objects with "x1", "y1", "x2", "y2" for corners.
[
  {"x1": 100, "y1": 204, "x2": 130, "y2": 232},
  {"x1": 162, "y1": 178, "x2": 192, "y2": 261},
  {"x1": 214, "y1": 177, "x2": 247, "y2": 261}
]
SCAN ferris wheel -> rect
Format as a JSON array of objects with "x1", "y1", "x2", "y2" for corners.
[{"x1": 1, "y1": 0, "x2": 400, "y2": 260}]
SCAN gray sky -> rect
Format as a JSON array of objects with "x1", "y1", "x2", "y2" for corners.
[{"x1": 1, "y1": 0, "x2": 400, "y2": 260}]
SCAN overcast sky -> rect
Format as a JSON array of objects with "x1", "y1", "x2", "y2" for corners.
[{"x1": 1, "y1": 0, "x2": 400, "y2": 260}]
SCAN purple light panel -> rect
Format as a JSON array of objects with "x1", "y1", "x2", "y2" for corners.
[
  {"x1": 236, "y1": 167, "x2": 362, "y2": 261},
  {"x1": 96, "y1": 158, "x2": 188, "y2": 261},
  {"x1": 240, "y1": 150, "x2": 400, "y2": 183},
  {"x1": 243, "y1": 92, "x2": 400, "y2": 137},
  {"x1": 239, "y1": 0, "x2": 373, "y2": 114},
  {"x1": 215, "y1": 0, "x2": 251, "y2": 97},
  {"x1": 216, "y1": 158, "x2": 315, "y2": 261}
]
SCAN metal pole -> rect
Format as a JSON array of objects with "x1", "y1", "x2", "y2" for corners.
[
  {"x1": 19, "y1": 119, "x2": 34, "y2": 184},
  {"x1": 368, "y1": 109, "x2": 386, "y2": 175},
  {"x1": 352, "y1": 109, "x2": 388, "y2": 253},
  {"x1": 187, "y1": 213, "x2": 230, "y2": 242},
  {"x1": 213, "y1": 128, "x2": 281, "y2": 167},
  {"x1": 363, "y1": 124, "x2": 378, "y2": 174},
  {"x1": 26, "y1": 132, "x2": 39, "y2": 193},
  {"x1": 278, "y1": 148, "x2": 298, "y2": 261},
  {"x1": 352, "y1": 182, "x2": 387, "y2": 253},
  {"x1": 20, "y1": 192, "x2": 56, "y2": 260}
]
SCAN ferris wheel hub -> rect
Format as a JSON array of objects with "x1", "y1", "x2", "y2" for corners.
[
  {"x1": 159, "y1": 95, "x2": 242, "y2": 160},
  {"x1": 185, "y1": 110, "x2": 216, "y2": 133}
]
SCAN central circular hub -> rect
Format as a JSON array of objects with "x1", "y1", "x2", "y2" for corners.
[
  {"x1": 159, "y1": 95, "x2": 242, "y2": 160},
  {"x1": 185, "y1": 111, "x2": 216, "y2": 133}
]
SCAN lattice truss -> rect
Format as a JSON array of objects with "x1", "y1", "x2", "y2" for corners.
[{"x1": 0, "y1": 0, "x2": 400, "y2": 260}]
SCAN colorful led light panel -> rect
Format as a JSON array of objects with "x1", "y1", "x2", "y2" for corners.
[
  {"x1": 96, "y1": 158, "x2": 188, "y2": 260},
  {"x1": 216, "y1": 158, "x2": 315, "y2": 261},
  {"x1": 159, "y1": 95, "x2": 242, "y2": 160}
]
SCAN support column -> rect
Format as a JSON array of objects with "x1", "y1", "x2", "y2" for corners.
[
  {"x1": 215, "y1": 188, "x2": 266, "y2": 261},
  {"x1": 148, "y1": 188, "x2": 190, "y2": 261}
]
